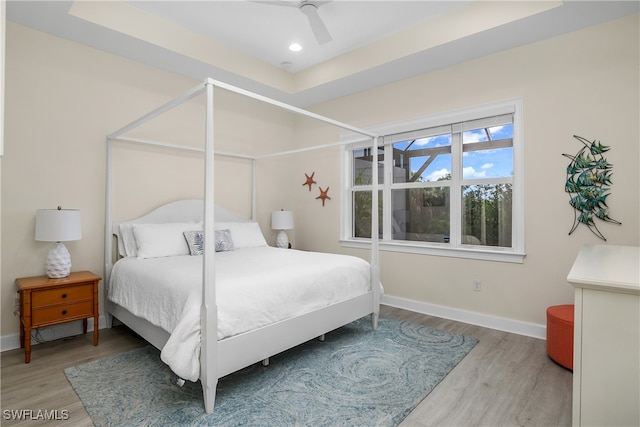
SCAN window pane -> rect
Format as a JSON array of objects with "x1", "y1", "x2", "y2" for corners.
[
  {"x1": 462, "y1": 124, "x2": 513, "y2": 179},
  {"x1": 353, "y1": 190, "x2": 383, "y2": 238},
  {"x1": 353, "y1": 147, "x2": 384, "y2": 186},
  {"x1": 462, "y1": 184, "x2": 512, "y2": 247},
  {"x1": 391, "y1": 187, "x2": 450, "y2": 243},
  {"x1": 393, "y1": 134, "x2": 451, "y2": 183}
]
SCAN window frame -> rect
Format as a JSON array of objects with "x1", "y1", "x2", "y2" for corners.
[{"x1": 340, "y1": 98, "x2": 525, "y2": 263}]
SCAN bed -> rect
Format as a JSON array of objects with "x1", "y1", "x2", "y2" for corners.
[
  {"x1": 106, "y1": 199, "x2": 378, "y2": 382},
  {"x1": 105, "y1": 78, "x2": 382, "y2": 413}
]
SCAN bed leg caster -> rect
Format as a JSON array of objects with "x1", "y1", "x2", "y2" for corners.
[
  {"x1": 318, "y1": 334, "x2": 325, "y2": 342},
  {"x1": 261, "y1": 358, "x2": 270, "y2": 366},
  {"x1": 176, "y1": 377, "x2": 186, "y2": 387}
]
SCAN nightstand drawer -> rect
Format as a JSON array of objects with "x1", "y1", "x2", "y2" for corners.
[
  {"x1": 32, "y1": 301, "x2": 93, "y2": 325},
  {"x1": 32, "y1": 285, "x2": 92, "y2": 307}
]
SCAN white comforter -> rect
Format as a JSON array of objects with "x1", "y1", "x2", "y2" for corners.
[{"x1": 108, "y1": 247, "x2": 372, "y2": 381}]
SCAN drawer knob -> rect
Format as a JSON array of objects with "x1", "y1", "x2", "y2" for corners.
[
  {"x1": 61, "y1": 293, "x2": 67, "y2": 299},
  {"x1": 62, "y1": 310, "x2": 67, "y2": 315}
]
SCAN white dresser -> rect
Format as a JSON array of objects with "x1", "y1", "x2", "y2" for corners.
[{"x1": 567, "y1": 244, "x2": 640, "y2": 427}]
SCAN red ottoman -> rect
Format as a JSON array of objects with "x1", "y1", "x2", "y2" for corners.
[{"x1": 546, "y1": 304, "x2": 574, "y2": 370}]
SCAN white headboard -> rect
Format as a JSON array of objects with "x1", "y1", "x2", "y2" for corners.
[{"x1": 112, "y1": 199, "x2": 248, "y2": 257}]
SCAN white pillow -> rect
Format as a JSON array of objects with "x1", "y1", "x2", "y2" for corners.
[
  {"x1": 133, "y1": 222, "x2": 202, "y2": 258},
  {"x1": 116, "y1": 226, "x2": 128, "y2": 257},
  {"x1": 215, "y1": 221, "x2": 267, "y2": 248},
  {"x1": 119, "y1": 223, "x2": 139, "y2": 257}
]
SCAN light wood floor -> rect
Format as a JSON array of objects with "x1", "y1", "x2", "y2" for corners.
[{"x1": 1, "y1": 305, "x2": 572, "y2": 426}]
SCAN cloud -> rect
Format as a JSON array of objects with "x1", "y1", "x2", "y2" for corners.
[
  {"x1": 425, "y1": 168, "x2": 450, "y2": 181},
  {"x1": 464, "y1": 125, "x2": 506, "y2": 144},
  {"x1": 463, "y1": 166, "x2": 487, "y2": 179},
  {"x1": 464, "y1": 131, "x2": 484, "y2": 144},
  {"x1": 481, "y1": 163, "x2": 494, "y2": 170}
]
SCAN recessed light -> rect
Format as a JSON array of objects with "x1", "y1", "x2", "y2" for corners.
[{"x1": 289, "y1": 43, "x2": 302, "y2": 52}]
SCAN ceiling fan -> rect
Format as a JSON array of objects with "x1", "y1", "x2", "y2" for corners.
[{"x1": 257, "y1": 1, "x2": 333, "y2": 45}]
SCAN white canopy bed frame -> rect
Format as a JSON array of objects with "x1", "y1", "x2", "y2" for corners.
[{"x1": 104, "y1": 78, "x2": 381, "y2": 413}]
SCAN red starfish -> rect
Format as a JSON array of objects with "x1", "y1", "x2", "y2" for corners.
[
  {"x1": 316, "y1": 186, "x2": 330, "y2": 206},
  {"x1": 302, "y1": 172, "x2": 316, "y2": 191}
]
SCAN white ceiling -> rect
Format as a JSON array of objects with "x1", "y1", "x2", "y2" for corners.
[
  {"x1": 126, "y1": 1, "x2": 471, "y2": 72},
  {"x1": 6, "y1": 1, "x2": 639, "y2": 107}
]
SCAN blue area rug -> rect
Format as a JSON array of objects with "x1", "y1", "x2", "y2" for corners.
[{"x1": 65, "y1": 316, "x2": 478, "y2": 426}]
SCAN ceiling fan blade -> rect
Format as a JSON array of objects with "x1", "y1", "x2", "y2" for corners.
[{"x1": 300, "y1": 3, "x2": 332, "y2": 45}]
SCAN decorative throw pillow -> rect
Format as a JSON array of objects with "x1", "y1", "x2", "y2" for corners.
[
  {"x1": 214, "y1": 229, "x2": 235, "y2": 252},
  {"x1": 184, "y1": 229, "x2": 235, "y2": 255},
  {"x1": 184, "y1": 230, "x2": 205, "y2": 256}
]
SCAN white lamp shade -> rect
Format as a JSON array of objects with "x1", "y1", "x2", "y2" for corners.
[
  {"x1": 271, "y1": 210, "x2": 294, "y2": 230},
  {"x1": 35, "y1": 209, "x2": 82, "y2": 242}
]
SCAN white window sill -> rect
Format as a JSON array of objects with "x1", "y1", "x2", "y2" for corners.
[{"x1": 340, "y1": 239, "x2": 526, "y2": 264}]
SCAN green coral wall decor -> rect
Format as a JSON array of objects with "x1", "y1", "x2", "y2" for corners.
[{"x1": 562, "y1": 135, "x2": 621, "y2": 241}]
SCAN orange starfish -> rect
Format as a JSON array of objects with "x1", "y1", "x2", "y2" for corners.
[
  {"x1": 316, "y1": 186, "x2": 330, "y2": 206},
  {"x1": 303, "y1": 172, "x2": 316, "y2": 191}
]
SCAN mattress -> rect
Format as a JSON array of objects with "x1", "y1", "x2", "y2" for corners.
[{"x1": 108, "y1": 246, "x2": 372, "y2": 380}]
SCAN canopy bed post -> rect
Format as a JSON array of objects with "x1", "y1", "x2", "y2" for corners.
[
  {"x1": 104, "y1": 136, "x2": 114, "y2": 327},
  {"x1": 251, "y1": 158, "x2": 257, "y2": 220},
  {"x1": 370, "y1": 136, "x2": 380, "y2": 329},
  {"x1": 201, "y1": 80, "x2": 218, "y2": 413},
  {"x1": 105, "y1": 137, "x2": 113, "y2": 282}
]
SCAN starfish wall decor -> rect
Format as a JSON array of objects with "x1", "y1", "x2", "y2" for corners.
[
  {"x1": 302, "y1": 172, "x2": 316, "y2": 191},
  {"x1": 316, "y1": 186, "x2": 331, "y2": 206}
]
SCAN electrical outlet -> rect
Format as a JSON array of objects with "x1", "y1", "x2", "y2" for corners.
[{"x1": 473, "y1": 280, "x2": 482, "y2": 292}]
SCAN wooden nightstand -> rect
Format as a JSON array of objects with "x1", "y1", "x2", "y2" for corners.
[{"x1": 16, "y1": 271, "x2": 100, "y2": 363}]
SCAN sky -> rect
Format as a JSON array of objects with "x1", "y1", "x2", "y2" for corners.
[{"x1": 402, "y1": 124, "x2": 514, "y2": 182}]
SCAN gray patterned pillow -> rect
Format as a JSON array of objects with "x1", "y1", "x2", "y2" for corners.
[
  {"x1": 184, "y1": 230, "x2": 205, "y2": 255},
  {"x1": 214, "y1": 229, "x2": 235, "y2": 252},
  {"x1": 184, "y1": 229, "x2": 235, "y2": 255}
]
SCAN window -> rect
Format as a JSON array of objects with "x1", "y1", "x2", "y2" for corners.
[{"x1": 341, "y1": 99, "x2": 524, "y2": 263}]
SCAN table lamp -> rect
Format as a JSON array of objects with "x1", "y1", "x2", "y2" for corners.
[
  {"x1": 271, "y1": 210, "x2": 294, "y2": 249},
  {"x1": 35, "y1": 207, "x2": 82, "y2": 278}
]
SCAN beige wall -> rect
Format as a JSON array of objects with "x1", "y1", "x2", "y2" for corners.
[
  {"x1": 290, "y1": 13, "x2": 640, "y2": 327},
  {"x1": 2, "y1": 14, "x2": 639, "y2": 340},
  {"x1": 1, "y1": 23, "x2": 295, "y2": 338}
]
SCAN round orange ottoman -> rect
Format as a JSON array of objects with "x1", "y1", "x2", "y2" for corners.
[{"x1": 546, "y1": 304, "x2": 574, "y2": 370}]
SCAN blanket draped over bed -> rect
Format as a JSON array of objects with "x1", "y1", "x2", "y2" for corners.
[{"x1": 108, "y1": 247, "x2": 373, "y2": 381}]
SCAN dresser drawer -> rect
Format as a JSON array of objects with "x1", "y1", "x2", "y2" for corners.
[
  {"x1": 31, "y1": 284, "x2": 93, "y2": 307},
  {"x1": 32, "y1": 301, "x2": 93, "y2": 326}
]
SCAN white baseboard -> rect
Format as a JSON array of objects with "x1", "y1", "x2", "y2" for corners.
[
  {"x1": 2, "y1": 299, "x2": 546, "y2": 352},
  {"x1": 382, "y1": 295, "x2": 546, "y2": 340},
  {"x1": 0, "y1": 316, "x2": 107, "y2": 352}
]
